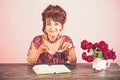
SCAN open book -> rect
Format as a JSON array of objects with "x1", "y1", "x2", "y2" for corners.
[{"x1": 32, "y1": 64, "x2": 71, "y2": 74}]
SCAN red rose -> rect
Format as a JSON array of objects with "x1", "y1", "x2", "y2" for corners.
[
  {"x1": 110, "y1": 49, "x2": 115, "y2": 55},
  {"x1": 99, "y1": 41, "x2": 108, "y2": 52},
  {"x1": 86, "y1": 55, "x2": 94, "y2": 62},
  {"x1": 110, "y1": 49, "x2": 116, "y2": 60},
  {"x1": 108, "y1": 50, "x2": 113, "y2": 58},
  {"x1": 104, "y1": 49, "x2": 111, "y2": 55},
  {"x1": 81, "y1": 40, "x2": 116, "y2": 62},
  {"x1": 93, "y1": 42, "x2": 99, "y2": 48},
  {"x1": 103, "y1": 55, "x2": 109, "y2": 60},
  {"x1": 82, "y1": 52, "x2": 87, "y2": 60},
  {"x1": 86, "y1": 42, "x2": 93, "y2": 50},
  {"x1": 81, "y1": 40, "x2": 88, "y2": 50},
  {"x1": 112, "y1": 54, "x2": 116, "y2": 60}
]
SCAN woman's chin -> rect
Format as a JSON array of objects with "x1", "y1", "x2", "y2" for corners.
[
  {"x1": 50, "y1": 34, "x2": 57, "y2": 39},
  {"x1": 47, "y1": 34, "x2": 59, "y2": 42}
]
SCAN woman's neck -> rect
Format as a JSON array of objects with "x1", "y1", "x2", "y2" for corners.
[{"x1": 42, "y1": 34, "x2": 64, "y2": 54}]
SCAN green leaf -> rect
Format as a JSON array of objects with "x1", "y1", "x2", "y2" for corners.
[
  {"x1": 97, "y1": 53, "x2": 103, "y2": 58},
  {"x1": 92, "y1": 53, "x2": 97, "y2": 58},
  {"x1": 87, "y1": 50, "x2": 90, "y2": 53},
  {"x1": 96, "y1": 51, "x2": 102, "y2": 53},
  {"x1": 96, "y1": 51, "x2": 103, "y2": 58},
  {"x1": 92, "y1": 51, "x2": 103, "y2": 58}
]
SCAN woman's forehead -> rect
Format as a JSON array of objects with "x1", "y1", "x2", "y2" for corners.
[
  {"x1": 46, "y1": 18, "x2": 59, "y2": 23},
  {"x1": 46, "y1": 18, "x2": 52, "y2": 22}
]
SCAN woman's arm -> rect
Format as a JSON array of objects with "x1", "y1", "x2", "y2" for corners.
[
  {"x1": 27, "y1": 42, "x2": 49, "y2": 65},
  {"x1": 27, "y1": 42, "x2": 41, "y2": 65},
  {"x1": 61, "y1": 42, "x2": 77, "y2": 64},
  {"x1": 60, "y1": 35, "x2": 77, "y2": 64},
  {"x1": 68, "y1": 48, "x2": 77, "y2": 64}
]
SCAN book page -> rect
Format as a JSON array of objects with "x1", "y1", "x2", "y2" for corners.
[
  {"x1": 32, "y1": 64, "x2": 54, "y2": 74},
  {"x1": 50, "y1": 65, "x2": 71, "y2": 73}
]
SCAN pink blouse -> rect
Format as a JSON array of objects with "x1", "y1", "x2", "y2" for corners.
[{"x1": 28, "y1": 35, "x2": 74, "y2": 64}]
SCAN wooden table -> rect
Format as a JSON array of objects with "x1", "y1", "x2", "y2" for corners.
[{"x1": 0, "y1": 63, "x2": 120, "y2": 80}]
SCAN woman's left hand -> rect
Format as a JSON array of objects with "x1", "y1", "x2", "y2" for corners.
[
  {"x1": 58, "y1": 42, "x2": 72, "y2": 52},
  {"x1": 61, "y1": 42, "x2": 72, "y2": 51}
]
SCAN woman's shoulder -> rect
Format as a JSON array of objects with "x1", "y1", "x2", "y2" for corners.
[
  {"x1": 62, "y1": 35, "x2": 73, "y2": 43},
  {"x1": 33, "y1": 35, "x2": 43, "y2": 42},
  {"x1": 33, "y1": 35, "x2": 42, "y2": 39},
  {"x1": 32, "y1": 35, "x2": 43, "y2": 47}
]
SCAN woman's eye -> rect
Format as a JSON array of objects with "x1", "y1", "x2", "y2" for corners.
[
  {"x1": 54, "y1": 23, "x2": 59, "y2": 26},
  {"x1": 46, "y1": 23, "x2": 51, "y2": 26}
]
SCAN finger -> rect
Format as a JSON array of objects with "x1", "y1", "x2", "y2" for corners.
[
  {"x1": 64, "y1": 43, "x2": 70, "y2": 49},
  {"x1": 43, "y1": 45, "x2": 49, "y2": 51},
  {"x1": 58, "y1": 48, "x2": 66, "y2": 52},
  {"x1": 44, "y1": 46, "x2": 49, "y2": 51},
  {"x1": 61, "y1": 36, "x2": 65, "y2": 41},
  {"x1": 68, "y1": 43, "x2": 72, "y2": 49},
  {"x1": 38, "y1": 44, "x2": 49, "y2": 52},
  {"x1": 62, "y1": 42, "x2": 70, "y2": 50},
  {"x1": 62, "y1": 42, "x2": 68, "y2": 49}
]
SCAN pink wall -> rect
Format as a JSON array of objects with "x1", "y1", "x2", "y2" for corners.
[{"x1": 0, "y1": 0, "x2": 120, "y2": 64}]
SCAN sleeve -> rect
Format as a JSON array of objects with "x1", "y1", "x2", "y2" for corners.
[
  {"x1": 63, "y1": 35, "x2": 75, "y2": 48},
  {"x1": 32, "y1": 35, "x2": 43, "y2": 49},
  {"x1": 27, "y1": 35, "x2": 43, "y2": 56}
]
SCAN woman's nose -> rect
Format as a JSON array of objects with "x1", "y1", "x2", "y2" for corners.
[{"x1": 50, "y1": 25, "x2": 57, "y2": 31}]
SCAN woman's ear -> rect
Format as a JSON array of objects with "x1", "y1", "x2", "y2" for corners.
[
  {"x1": 44, "y1": 29, "x2": 47, "y2": 34},
  {"x1": 42, "y1": 26, "x2": 47, "y2": 34}
]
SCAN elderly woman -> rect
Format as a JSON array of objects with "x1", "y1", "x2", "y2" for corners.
[{"x1": 27, "y1": 5, "x2": 77, "y2": 65}]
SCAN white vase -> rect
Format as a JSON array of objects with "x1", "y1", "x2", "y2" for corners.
[{"x1": 92, "y1": 58, "x2": 110, "y2": 70}]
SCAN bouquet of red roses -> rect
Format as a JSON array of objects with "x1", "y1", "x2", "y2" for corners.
[{"x1": 81, "y1": 40, "x2": 116, "y2": 62}]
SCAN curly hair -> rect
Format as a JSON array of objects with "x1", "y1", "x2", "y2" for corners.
[{"x1": 42, "y1": 5, "x2": 67, "y2": 33}]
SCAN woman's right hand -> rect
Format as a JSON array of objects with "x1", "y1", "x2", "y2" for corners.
[{"x1": 37, "y1": 44, "x2": 49, "y2": 53}]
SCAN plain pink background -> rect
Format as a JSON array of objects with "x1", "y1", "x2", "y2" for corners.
[{"x1": 0, "y1": 0, "x2": 120, "y2": 65}]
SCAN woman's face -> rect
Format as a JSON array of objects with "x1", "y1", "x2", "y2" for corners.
[{"x1": 45, "y1": 18, "x2": 63, "y2": 42}]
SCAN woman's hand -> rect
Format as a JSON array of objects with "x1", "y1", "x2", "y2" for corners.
[
  {"x1": 59, "y1": 42, "x2": 77, "y2": 64},
  {"x1": 37, "y1": 44, "x2": 49, "y2": 53},
  {"x1": 62, "y1": 42, "x2": 72, "y2": 49},
  {"x1": 58, "y1": 42, "x2": 72, "y2": 52}
]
